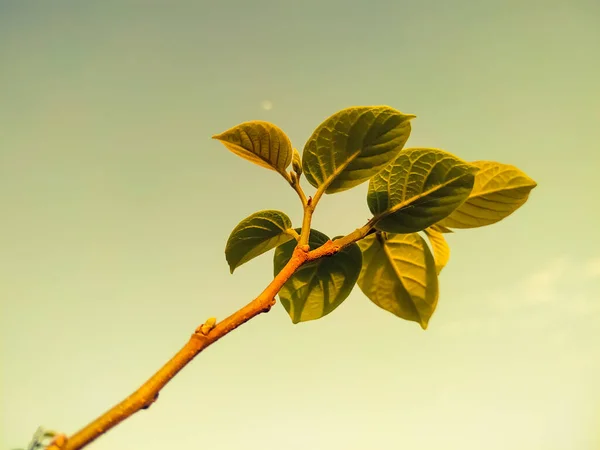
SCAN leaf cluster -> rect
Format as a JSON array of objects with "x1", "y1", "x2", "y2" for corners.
[{"x1": 214, "y1": 106, "x2": 536, "y2": 329}]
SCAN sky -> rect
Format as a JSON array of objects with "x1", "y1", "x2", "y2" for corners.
[{"x1": 1, "y1": 1, "x2": 599, "y2": 449}]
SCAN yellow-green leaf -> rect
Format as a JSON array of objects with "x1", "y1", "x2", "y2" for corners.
[
  {"x1": 357, "y1": 232, "x2": 439, "y2": 329},
  {"x1": 225, "y1": 210, "x2": 295, "y2": 273},
  {"x1": 213, "y1": 121, "x2": 293, "y2": 177},
  {"x1": 302, "y1": 106, "x2": 415, "y2": 194},
  {"x1": 430, "y1": 223, "x2": 453, "y2": 234},
  {"x1": 273, "y1": 228, "x2": 362, "y2": 323},
  {"x1": 437, "y1": 161, "x2": 537, "y2": 229},
  {"x1": 368, "y1": 148, "x2": 478, "y2": 233},
  {"x1": 423, "y1": 227, "x2": 450, "y2": 274}
]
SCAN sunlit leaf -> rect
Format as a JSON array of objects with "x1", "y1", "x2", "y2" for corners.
[
  {"x1": 273, "y1": 229, "x2": 362, "y2": 323},
  {"x1": 368, "y1": 148, "x2": 478, "y2": 233},
  {"x1": 226, "y1": 210, "x2": 295, "y2": 273},
  {"x1": 302, "y1": 106, "x2": 415, "y2": 194},
  {"x1": 213, "y1": 121, "x2": 293, "y2": 177},
  {"x1": 357, "y1": 232, "x2": 439, "y2": 329},
  {"x1": 430, "y1": 223, "x2": 453, "y2": 234},
  {"x1": 437, "y1": 160, "x2": 537, "y2": 229},
  {"x1": 423, "y1": 227, "x2": 450, "y2": 274}
]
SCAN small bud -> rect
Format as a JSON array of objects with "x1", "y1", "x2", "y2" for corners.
[
  {"x1": 199, "y1": 317, "x2": 217, "y2": 335},
  {"x1": 289, "y1": 171, "x2": 298, "y2": 185},
  {"x1": 292, "y1": 148, "x2": 302, "y2": 177}
]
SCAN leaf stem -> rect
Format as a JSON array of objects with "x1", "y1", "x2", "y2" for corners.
[
  {"x1": 284, "y1": 169, "x2": 316, "y2": 247},
  {"x1": 289, "y1": 173, "x2": 308, "y2": 207},
  {"x1": 310, "y1": 185, "x2": 326, "y2": 210},
  {"x1": 297, "y1": 184, "x2": 329, "y2": 246},
  {"x1": 284, "y1": 228, "x2": 301, "y2": 241},
  {"x1": 289, "y1": 176, "x2": 314, "y2": 247},
  {"x1": 332, "y1": 220, "x2": 375, "y2": 249}
]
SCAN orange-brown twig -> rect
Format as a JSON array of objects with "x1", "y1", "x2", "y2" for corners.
[{"x1": 50, "y1": 235, "x2": 366, "y2": 450}]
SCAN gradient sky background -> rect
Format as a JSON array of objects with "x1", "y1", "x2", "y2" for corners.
[{"x1": 1, "y1": 1, "x2": 599, "y2": 449}]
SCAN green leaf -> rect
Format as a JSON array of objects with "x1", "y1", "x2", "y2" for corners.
[
  {"x1": 273, "y1": 228, "x2": 362, "y2": 323},
  {"x1": 423, "y1": 227, "x2": 450, "y2": 274},
  {"x1": 225, "y1": 210, "x2": 295, "y2": 273},
  {"x1": 368, "y1": 148, "x2": 478, "y2": 233},
  {"x1": 213, "y1": 121, "x2": 293, "y2": 177},
  {"x1": 357, "y1": 232, "x2": 439, "y2": 329},
  {"x1": 436, "y1": 160, "x2": 537, "y2": 229},
  {"x1": 302, "y1": 106, "x2": 416, "y2": 194}
]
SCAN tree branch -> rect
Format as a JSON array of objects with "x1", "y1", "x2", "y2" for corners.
[{"x1": 47, "y1": 220, "x2": 376, "y2": 450}]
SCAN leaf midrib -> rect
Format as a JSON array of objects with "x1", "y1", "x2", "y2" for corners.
[
  {"x1": 468, "y1": 183, "x2": 536, "y2": 200},
  {"x1": 375, "y1": 172, "x2": 473, "y2": 221},
  {"x1": 380, "y1": 238, "x2": 421, "y2": 322},
  {"x1": 236, "y1": 131, "x2": 280, "y2": 171},
  {"x1": 318, "y1": 150, "x2": 361, "y2": 192}
]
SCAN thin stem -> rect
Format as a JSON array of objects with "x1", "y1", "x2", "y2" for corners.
[
  {"x1": 286, "y1": 172, "x2": 314, "y2": 247},
  {"x1": 298, "y1": 205, "x2": 314, "y2": 246},
  {"x1": 298, "y1": 183, "x2": 329, "y2": 246},
  {"x1": 331, "y1": 221, "x2": 374, "y2": 251},
  {"x1": 289, "y1": 173, "x2": 308, "y2": 208},
  {"x1": 284, "y1": 228, "x2": 301, "y2": 241},
  {"x1": 310, "y1": 184, "x2": 326, "y2": 211},
  {"x1": 289, "y1": 172, "x2": 312, "y2": 247}
]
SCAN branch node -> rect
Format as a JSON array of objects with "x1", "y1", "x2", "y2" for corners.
[
  {"x1": 261, "y1": 297, "x2": 276, "y2": 313},
  {"x1": 141, "y1": 392, "x2": 159, "y2": 410},
  {"x1": 47, "y1": 434, "x2": 68, "y2": 450},
  {"x1": 197, "y1": 317, "x2": 217, "y2": 336}
]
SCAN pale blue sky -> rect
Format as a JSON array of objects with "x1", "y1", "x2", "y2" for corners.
[{"x1": 1, "y1": 1, "x2": 599, "y2": 449}]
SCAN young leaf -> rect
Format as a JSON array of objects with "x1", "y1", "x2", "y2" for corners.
[
  {"x1": 273, "y1": 229, "x2": 362, "y2": 323},
  {"x1": 423, "y1": 227, "x2": 450, "y2": 274},
  {"x1": 357, "y1": 232, "x2": 439, "y2": 329},
  {"x1": 436, "y1": 160, "x2": 537, "y2": 229},
  {"x1": 213, "y1": 121, "x2": 293, "y2": 178},
  {"x1": 368, "y1": 148, "x2": 478, "y2": 233},
  {"x1": 302, "y1": 106, "x2": 416, "y2": 194},
  {"x1": 225, "y1": 210, "x2": 295, "y2": 273}
]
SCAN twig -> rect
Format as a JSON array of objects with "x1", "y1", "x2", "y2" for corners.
[{"x1": 48, "y1": 233, "x2": 368, "y2": 450}]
